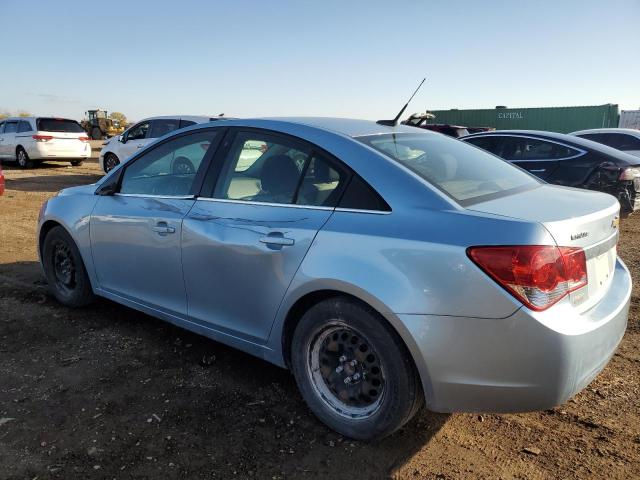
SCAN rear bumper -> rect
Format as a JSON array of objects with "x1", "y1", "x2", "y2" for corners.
[
  {"x1": 400, "y1": 258, "x2": 631, "y2": 413},
  {"x1": 28, "y1": 142, "x2": 91, "y2": 160}
]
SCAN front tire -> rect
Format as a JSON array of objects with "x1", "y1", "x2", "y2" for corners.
[
  {"x1": 42, "y1": 226, "x2": 94, "y2": 307},
  {"x1": 291, "y1": 297, "x2": 423, "y2": 440},
  {"x1": 16, "y1": 147, "x2": 33, "y2": 168},
  {"x1": 70, "y1": 160, "x2": 83, "y2": 167},
  {"x1": 104, "y1": 153, "x2": 120, "y2": 173}
]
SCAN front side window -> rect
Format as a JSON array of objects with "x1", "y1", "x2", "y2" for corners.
[
  {"x1": 120, "y1": 130, "x2": 219, "y2": 196},
  {"x1": 126, "y1": 122, "x2": 150, "y2": 141},
  {"x1": 149, "y1": 119, "x2": 180, "y2": 138},
  {"x1": 36, "y1": 118, "x2": 84, "y2": 133},
  {"x1": 4, "y1": 122, "x2": 18, "y2": 134},
  {"x1": 358, "y1": 132, "x2": 540, "y2": 204},
  {"x1": 17, "y1": 121, "x2": 33, "y2": 133},
  {"x1": 213, "y1": 132, "x2": 347, "y2": 207}
]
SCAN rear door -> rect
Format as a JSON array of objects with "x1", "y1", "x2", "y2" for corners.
[
  {"x1": 1, "y1": 121, "x2": 18, "y2": 158},
  {"x1": 90, "y1": 128, "x2": 223, "y2": 316},
  {"x1": 181, "y1": 129, "x2": 349, "y2": 342}
]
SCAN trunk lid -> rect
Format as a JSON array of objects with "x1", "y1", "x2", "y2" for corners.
[{"x1": 469, "y1": 184, "x2": 620, "y2": 311}]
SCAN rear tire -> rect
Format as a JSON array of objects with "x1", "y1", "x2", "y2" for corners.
[
  {"x1": 16, "y1": 147, "x2": 33, "y2": 168},
  {"x1": 291, "y1": 297, "x2": 423, "y2": 440},
  {"x1": 104, "y1": 153, "x2": 120, "y2": 173},
  {"x1": 70, "y1": 160, "x2": 83, "y2": 167},
  {"x1": 42, "y1": 226, "x2": 94, "y2": 307}
]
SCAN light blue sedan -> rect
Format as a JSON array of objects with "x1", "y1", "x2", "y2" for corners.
[{"x1": 37, "y1": 118, "x2": 630, "y2": 440}]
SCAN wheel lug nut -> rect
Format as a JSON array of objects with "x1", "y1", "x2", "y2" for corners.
[
  {"x1": 349, "y1": 360, "x2": 357, "y2": 367},
  {"x1": 335, "y1": 365, "x2": 344, "y2": 373},
  {"x1": 352, "y1": 373, "x2": 361, "y2": 381}
]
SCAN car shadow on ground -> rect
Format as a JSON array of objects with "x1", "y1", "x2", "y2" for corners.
[
  {"x1": 4, "y1": 174, "x2": 103, "y2": 193},
  {"x1": 0, "y1": 261, "x2": 449, "y2": 479}
]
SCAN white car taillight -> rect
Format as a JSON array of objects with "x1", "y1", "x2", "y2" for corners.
[
  {"x1": 32, "y1": 135, "x2": 53, "y2": 142},
  {"x1": 78, "y1": 136, "x2": 90, "y2": 142},
  {"x1": 467, "y1": 245, "x2": 588, "y2": 311},
  {"x1": 619, "y1": 167, "x2": 640, "y2": 181}
]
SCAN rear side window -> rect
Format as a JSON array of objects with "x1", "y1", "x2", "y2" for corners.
[
  {"x1": 476, "y1": 136, "x2": 580, "y2": 161},
  {"x1": 358, "y1": 132, "x2": 540, "y2": 205},
  {"x1": 17, "y1": 121, "x2": 32, "y2": 133},
  {"x1": 36, "y1": 118, "x2": 84, "y2": 133},
  {"x1": 338, "y1": 175, "x2": 390, "y2": 211},
  {"x1": 149, "y1": 119, "x2": 180, "y2": 138},
  {"x1": 4, "y1": 121, "x2": 18, "y2": 133}
]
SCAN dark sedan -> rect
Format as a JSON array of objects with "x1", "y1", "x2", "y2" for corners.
[{"x1": 461, "y1": 130, "x2": 640, "y2": 213}]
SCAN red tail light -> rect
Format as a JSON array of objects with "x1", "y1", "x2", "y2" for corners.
[
  {"x1": 467, "y1": 245, "x2": 587, "y2": 311},
  {"x1": 32, "y1": 135, "x2": 53, "y2": 142},
  {"x1": 78, "y1": 136, "x2": 90, "y2": 142}
]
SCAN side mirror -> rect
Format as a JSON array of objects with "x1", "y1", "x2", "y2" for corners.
[
  {"x1": 119, "y1": 134, "x2": 126, "y2": 144},
  {"x1": 95, "y1": 169, "x2": 122, "y2": 196}
]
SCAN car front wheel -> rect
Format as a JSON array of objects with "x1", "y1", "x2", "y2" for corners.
[
  {"x1": 42, "y1": 226, "x2": 94, "y2": 307},
  {"x1": 291, "y1": 297, "x2": 423, "y2": 440},
  {"x1": 104, "y1": 153, "x2": 120, "y2": 173}
]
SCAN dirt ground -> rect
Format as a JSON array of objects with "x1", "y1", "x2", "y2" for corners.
[{"x1": 0, "y1": 159, "x2": 638, "y2": 480}]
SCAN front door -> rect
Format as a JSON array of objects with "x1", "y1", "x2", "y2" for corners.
[
  {"x1": 90, "y1": 128, "x2": 222, "y2": 316},
  {"x1": 182, "y1": 129, "x2": 348, "y2": 342}
]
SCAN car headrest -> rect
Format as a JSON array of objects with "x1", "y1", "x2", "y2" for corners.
[{"x1": 260, "y1": 154, "x2": 300, "y2": 196}]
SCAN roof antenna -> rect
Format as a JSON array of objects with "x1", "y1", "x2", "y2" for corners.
[{"x1": 377, "y1": 78, "x2": 426, "y2": 126}]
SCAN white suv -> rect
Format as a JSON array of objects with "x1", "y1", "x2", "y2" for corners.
[
  {"x1": 0, "y1": 117, "x2": 91, "y2": 168},
  {"x1": 99, "y1": 115, "x2": 219, "y2": 172}
]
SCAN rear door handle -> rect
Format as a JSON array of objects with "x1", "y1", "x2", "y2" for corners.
[
  {"x1": 152, "y1": 222, "x2": 176, "y2": 235},
  {"x1": 259, "y1": 235, "x2": 294, "y2": 246}
]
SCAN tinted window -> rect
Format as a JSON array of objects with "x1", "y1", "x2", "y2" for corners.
[
  {"x1": 120, "y1": 130, "x2": 219, "y2": 196},
  {"x1": 464, "y1": 136, "x2": 501, "y2": 154},
  {"x1": 17, "y1": 121, "x2": 32, "y2": 133},
  {"x1": 126, "y1": 122, "x2": 150, "y2": 141},
  {"x1": 149, "y1": 119, "x2": 180, "y2": 138},
  {"x1": 36, "y1": 118, "x2": 84, "y2": 133},
  {"x1": 4, "y1": 121, "x2": 18, "y2": 133},
  {"x1": 489, "y1": 136, "x2": 579, "y2": 161},
  {"x1": 179, "y1": 120, "x2": 196, "y2": 129},
  {"x1": 295, "y1": 153, "x2": 347, "y2": 207},
  {"x1": 338, "y1": 175, "x2": 390, "y2": 211},
  {"x1": 0, "y1": 122, "x2": 5, "y2": 133},
  {"x1": 582, "y1": 132, "x2": 640, "y2": 151},
  {"x1": 214, "y1": 132, "x2": 310, "y2": 204},
  {"x1": 359, "y1": 133, "x2": 539, "y2": 204}
]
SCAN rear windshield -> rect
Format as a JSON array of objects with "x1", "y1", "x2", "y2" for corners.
[
  {"x1": 37, "y1": 118, "x2": 85, "y2": 133},
  {"x1": 358, "y1": 132, "x2": 540, "y2": 205}
]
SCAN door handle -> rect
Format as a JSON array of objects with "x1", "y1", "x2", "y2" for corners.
[
  {"x1": 259, "y1": 234, "x2": 294, "y2": 246},
  {"x1": 152, "y1": 222, "x2": 176, "y2": 235}
]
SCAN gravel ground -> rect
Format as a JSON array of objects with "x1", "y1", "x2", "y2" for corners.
[{"x1": 0, "y1": 160, "x2": 639, "y2": 479}]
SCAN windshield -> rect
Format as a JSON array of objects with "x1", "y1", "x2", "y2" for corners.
[
  {"x1": 37, "y1": 118, "x2": 85, "y2": 133},
  {"x1": 358, "y1": 132, "x2": 540, "y2": 204}
]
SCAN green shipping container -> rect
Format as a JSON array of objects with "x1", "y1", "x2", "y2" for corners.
[{"x1": 425, "y1": 104, "x2": 619, "y2": 133}]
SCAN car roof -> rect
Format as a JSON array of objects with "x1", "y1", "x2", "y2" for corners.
[
  {"x1": 196, "y1": 117, "x2": 425, "y2": 138},
  {"x1": 137, "y1": 115, "x2": 215, "y2": 123},
  {"x1": 462, "y1": 129, "x2": 640, "y2": 163},
  {"x1": 571, "y1": 128, "x2": 640, "y2": 136}
]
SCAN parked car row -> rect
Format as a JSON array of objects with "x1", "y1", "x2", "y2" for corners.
[
  {"x1": 38, "y1": 117, "x2": 630, "y2": 440},
  {"x1": 0, "y1": 117, "x2": 91, "y2": 168}
]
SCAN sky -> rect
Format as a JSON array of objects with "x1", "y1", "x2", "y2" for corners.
[{"x1": 0, "y1": 0, "x2": 638, "y2": 123}]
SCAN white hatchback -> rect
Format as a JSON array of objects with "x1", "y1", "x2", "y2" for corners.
[
  {"x1": 0, "y1": 117, "x2": 91, "y2": 168},
  {"x1": 99, "y1": 115, "x2": 219, "y2": 172}
]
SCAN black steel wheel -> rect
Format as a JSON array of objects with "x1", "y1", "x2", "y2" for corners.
[
  {"x1": 42, "y1": 226, "x2": 94, "y2": 307},
  {"x1": 291, "y1": 297, "x2": 423, "y2": 440}
]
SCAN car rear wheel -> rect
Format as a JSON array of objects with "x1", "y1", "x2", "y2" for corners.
[
  {"x1": 104, "y1": 153, "x2": 120, "y2": 173},
  {"x1": 42, "y1": 226, "x2": 94, "y2": 307},
  {"x1": 16, "y1": 147, "x2": 33, "y2": 168},
  {"x1": 91, "y1": 127, "x2": 103, "y2": 140},
  {"x1": 291, "y1": 297, "x2": 423, "y2": 440}
]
